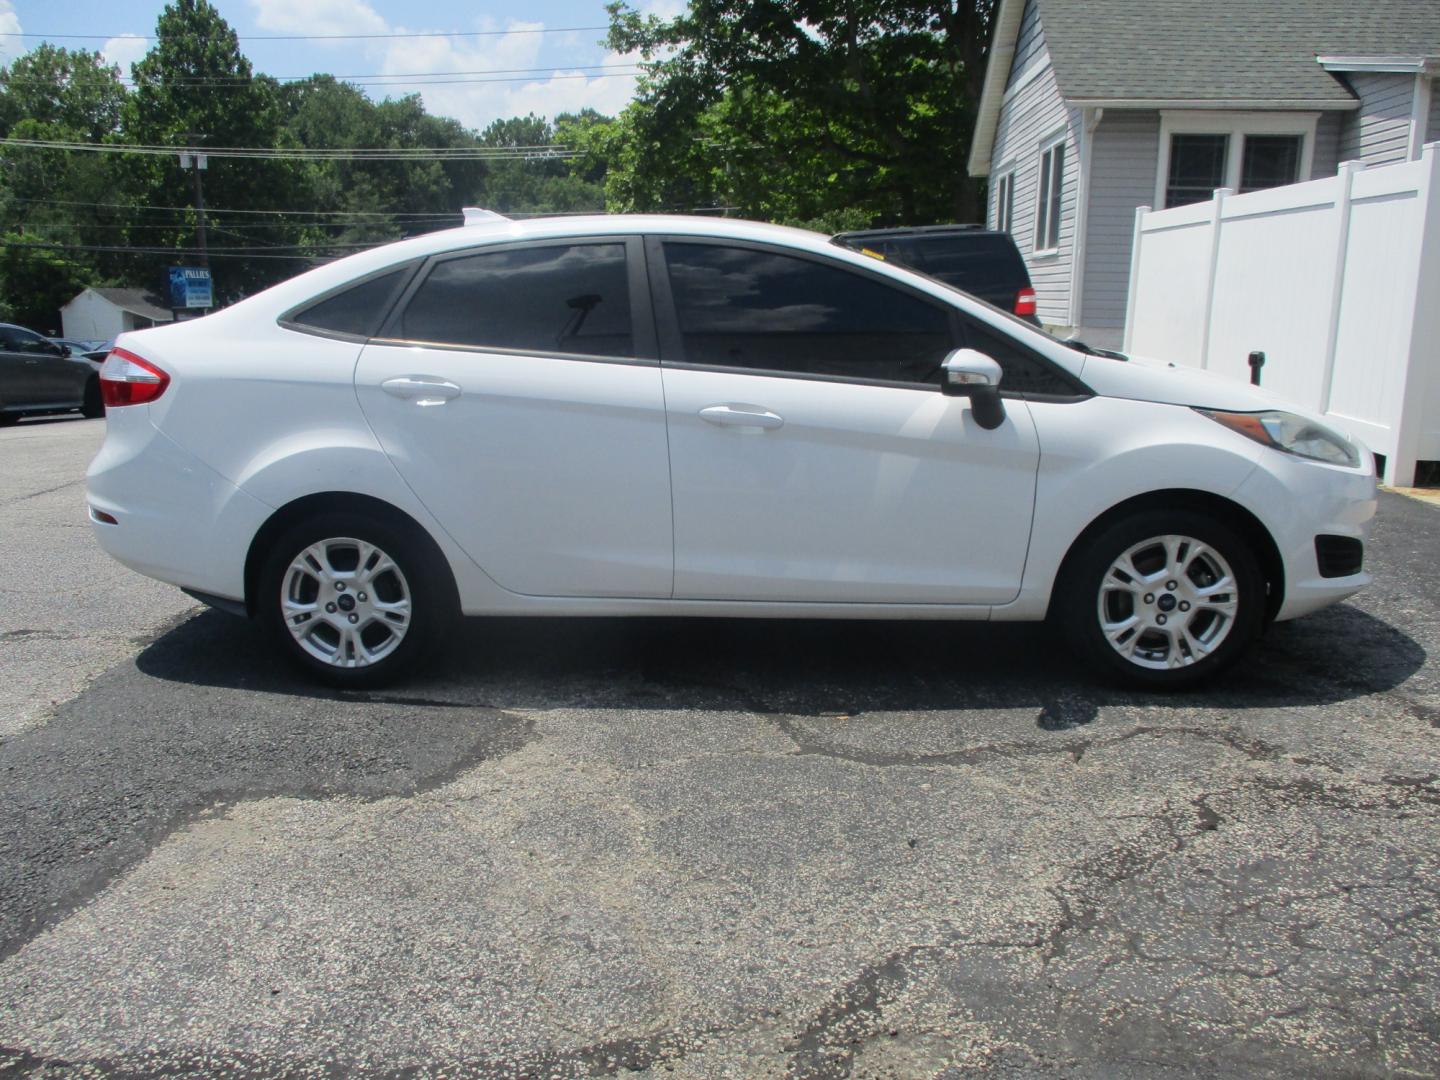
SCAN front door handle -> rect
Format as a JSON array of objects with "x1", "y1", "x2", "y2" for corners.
[
  {"x1": 698, "y1": 403, "x2": 784, "y2": 430},
  {"x1": 381, "y1": 376, "x2": 462, "y2": 406}
]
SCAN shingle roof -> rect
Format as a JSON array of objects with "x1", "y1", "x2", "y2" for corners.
[
  {"x1": 90, "y1": 287, "x2": 174, "y2": 322},
  {"x1": 1037, "y1": 0, "x2": 1440, "y2": 106}
]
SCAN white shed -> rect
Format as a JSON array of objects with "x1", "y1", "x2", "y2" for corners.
[{"x1": 61, "y1": 288, "x2": 174, "y2": 343}]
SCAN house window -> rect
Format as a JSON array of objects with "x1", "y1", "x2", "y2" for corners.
[
  {"x1": 1157, "y1": 113, "x2": 1316, "y2": 208},
  {"x1": 1239, "y1": 135, "x2": 1303, "y2": 193},
  {"x1": 1166, "y1": 134, "x2": 1229, "y2": 207},
  {"x1": 1034, "y1": 140, "x2": 1064, "y2": 253},
  {"x1": 994, "y1": 170, "x2": 1015, "y2": 233}
]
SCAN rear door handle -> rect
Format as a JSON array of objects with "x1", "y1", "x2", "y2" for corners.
[
  {"x1": 698, "y1": 403, "x2": 784, "y2": 430},
  {"x1": 381, "y1": 376, "x2": 461, "y2": 406}
]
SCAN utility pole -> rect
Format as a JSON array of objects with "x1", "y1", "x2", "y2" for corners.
[{"x1": 178, "y1": 150, "x2": 209, "y2": 268}]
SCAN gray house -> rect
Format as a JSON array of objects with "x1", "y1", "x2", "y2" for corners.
[{"x1": 967, "y1": 0, "x2": 1440, "y2": 346}]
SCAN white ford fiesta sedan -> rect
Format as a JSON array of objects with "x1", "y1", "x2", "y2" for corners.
[{"x1": 87, "y1": 215, "x2": 1376, "y2": 688}]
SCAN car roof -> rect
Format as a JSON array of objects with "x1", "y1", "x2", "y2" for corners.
[{"x1": 224, "y1": 214, "x2": 944, "y2": 319}]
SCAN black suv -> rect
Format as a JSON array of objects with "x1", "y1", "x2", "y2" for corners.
[{"x1": 832, "y1": 225, "x2": 1040, "y2": 326}]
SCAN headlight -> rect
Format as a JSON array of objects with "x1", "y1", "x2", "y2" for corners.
[{"x1": 1196, "y1": 409, "x2": 1361, "y2": 468}]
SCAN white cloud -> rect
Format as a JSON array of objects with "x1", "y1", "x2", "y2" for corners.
[
  {"x1": 244, "y1": 0, "x2": 680, "y2": 129},
  {"x1": 0, "y1": 1, "x2": 22, "y2": 66},
  {"x1": 101, "y1": 34, "x2": 149, "y2": 77},
  {"x1": 250, "y1": 0, "x2": 387, "y2": 36}
]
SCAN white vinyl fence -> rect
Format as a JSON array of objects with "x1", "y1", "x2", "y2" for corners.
[{"x1": 1123, "y1": 142, "x2": 1440, "y2": 486}]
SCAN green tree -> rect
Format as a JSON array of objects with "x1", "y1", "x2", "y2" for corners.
[
  {"x1": 0, "y1": 46, "x2": 133, "y2": 327},
  {"x1": 603, "y1": 0, "x2": 995, "y2": 225},
  {"x1": 122, "y1": 0, "x2": 312, "y2": 299}
]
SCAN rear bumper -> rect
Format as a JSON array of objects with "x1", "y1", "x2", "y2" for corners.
[{"x1": 86, "y1": 405, "x2": 271, "y2": 601}]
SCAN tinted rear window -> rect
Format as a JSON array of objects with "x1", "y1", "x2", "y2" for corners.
[
  {"x1": 396, "y1": 243, "x2": 634, "y2": 358},
  {"x1": 289, "y1": 270, "x2": 409, "y2": 338}
]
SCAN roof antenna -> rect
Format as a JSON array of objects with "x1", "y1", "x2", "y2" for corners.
[{"x1": 463, "y1": 207, "x2": 509, "y2": 225}]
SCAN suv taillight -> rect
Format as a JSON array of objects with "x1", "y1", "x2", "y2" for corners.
[
  {"x1": 99, "y1": 348, "x2": 170, "y2": 407},
  {"x1": 1014, "y1": 287, "x2": 1037, "y2": 317}
]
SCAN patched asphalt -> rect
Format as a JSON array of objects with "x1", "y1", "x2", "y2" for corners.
[{"x1": 0, "y1": 420, "x2": 1437, "y2": 1078}]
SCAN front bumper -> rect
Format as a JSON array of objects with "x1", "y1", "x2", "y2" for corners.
[{"x1": 1234, "y1": 451, "x2": 1377, "y2": 622}]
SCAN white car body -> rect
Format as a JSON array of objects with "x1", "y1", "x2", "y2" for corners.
[{"x1": 86, "y1": 215, "x2": 1375, "y2": 656}]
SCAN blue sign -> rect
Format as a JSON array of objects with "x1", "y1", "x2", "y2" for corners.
[{"x1": 168, "y1": 266, "x2": 214, "y2": 309}]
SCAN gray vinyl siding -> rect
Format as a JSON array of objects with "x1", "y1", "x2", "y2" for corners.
[
  {"x1": 1429, "y1": 79, "x2": 1439, "y2": 142},
  {"x1": 1006, "y1": 0, "x2": 1045, "y2": 90},
  {"x1": 1337, "y1": 72, "x2": 1416, "y2": 166},
  {"x1": 1080, "y1": 111, "x2": 1160, "y2": 331},
  {"x1": 990, "y1": 37, "x2": 1081, "y2": 326},
  {"x1": 1311, "y1": 111, "x2": 1343, "y2": 177}
]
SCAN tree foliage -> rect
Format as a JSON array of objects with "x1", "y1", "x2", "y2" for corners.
[
  {"x1": 0, "y1": 0, "x2": 999, "y2": 330},
  {"x1": 600, "y1": 0, "x2": 994, "y2": 224}
]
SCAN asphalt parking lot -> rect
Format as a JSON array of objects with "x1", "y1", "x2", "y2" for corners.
[{"x1": 1, "y1": 417, "x2": 1437, "y2": 1079}]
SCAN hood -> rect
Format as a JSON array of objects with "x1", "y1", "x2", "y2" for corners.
[{"x1": 1079, "y1": 352, "x2": 1310, "y2": 414}]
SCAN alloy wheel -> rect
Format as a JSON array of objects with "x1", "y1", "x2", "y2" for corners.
[
  {"x1": 281, "y1": 537, "x2": 412, "y2": 668},
  {"x1": 1096, "y1": 534, "x2": 1239, "y2": 670}
]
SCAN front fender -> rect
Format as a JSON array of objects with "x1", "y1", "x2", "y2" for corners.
[{"x1": 995, "y1": 397, "x2": 1264, "y2": 619}]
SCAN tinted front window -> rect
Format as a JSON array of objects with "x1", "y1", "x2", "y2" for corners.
[
  {"x1": 399, "y1": 243, "x2": 633, "y2": 358},
  {"x1": 663, "y1": 242, "x2": 952, "y2": 384},
  {"x1": 961, "y1": 318, "x2": 1078, "y2": 397},
  {"x1": 292, "y1": 269, "x2": 408, "y2": 338}
]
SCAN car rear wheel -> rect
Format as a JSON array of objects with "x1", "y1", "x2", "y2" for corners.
[
  {"x1": 1057, "y1": 510, "x2": 1265, "y2": 688},
  {"x1": 80, "y1": 377, "x2": 104, "y2": 419},
  {"x1": 258, "y1": 512, "x2": 455, "y2": 687}
]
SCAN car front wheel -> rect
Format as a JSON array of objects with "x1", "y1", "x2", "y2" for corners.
[
  {"x1": 1057, "y1": 510, "x2": 1265, "y2": 688},
  {"x1": 258, "y1": 512, "x2": 455, "y2": 687}
]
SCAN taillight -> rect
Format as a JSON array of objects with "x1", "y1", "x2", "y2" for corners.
[
  {"x1": 1014, "y1": 287, "x2": 1037, "y2": 317},
  {"x1": 99, "y1": 348, "x2": 170, "y2": 407}
]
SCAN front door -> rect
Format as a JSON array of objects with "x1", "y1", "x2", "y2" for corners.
[
  {"x1": 651, "y1": 239, "x2": 1041, "y2": 604},
  {"x1": 355, "y1": 237, "x2": 674, "y2": 599}
]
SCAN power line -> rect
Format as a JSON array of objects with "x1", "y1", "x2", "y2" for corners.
[
  {"x1": 8, "y1": 197, "x2": 469, "y2": 217},
  {"x1": 0, "y1": 137, "x2": 580, "y2": 161},
  {"x1": 91, "y1": 62, "x2": 643, "y2": 83},
  {"x1": 0, "y1": 238, "x2": 330, "y2": 260},
  {"x1": 0, "y1": 26, "x2": 612, "y2": 42},
  {"x1": 98, "y1": 72, "x2": 638, "y2": 89}
]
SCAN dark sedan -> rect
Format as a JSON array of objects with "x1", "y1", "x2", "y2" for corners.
[{"x1": 0, "y1": 323, "x2": 104, "y2": 425}]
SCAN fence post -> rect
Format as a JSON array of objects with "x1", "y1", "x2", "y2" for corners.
[
  {"x1": 1318, "y1": 161, "x2": 1363, "y2": 416},
  {"x1": 1122, "y1": 204, "x2": 1149, "y2": 353},
  {"x1": 1196, "y1": 187, "x2": 1231, "y2": 370},
  {"x1": 1386, "y1": 142, "x2": 1440, "y2": 487}
]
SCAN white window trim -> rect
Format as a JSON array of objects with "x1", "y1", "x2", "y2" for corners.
[
  {"x1": 992, "y1": 161, "x2": 1016, "y2": 232},
  {"x1": 1154, "y1": 110, "x2": 1318, "y2": 209},
  {"x1": 1033, "y1": 130, "x2": 1066, "y2": 257}
]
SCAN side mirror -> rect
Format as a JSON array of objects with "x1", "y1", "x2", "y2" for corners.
[{"x1": 941, "y1": 348, "x2": 1006, "y2": 430}]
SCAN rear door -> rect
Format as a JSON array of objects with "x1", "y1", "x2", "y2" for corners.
[{"x1": 354, "y1": 237, "x2": 675, "y2": 599}]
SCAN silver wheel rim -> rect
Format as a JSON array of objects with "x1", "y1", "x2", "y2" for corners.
[
  {"x1": 281, "y1": 537, "x2": 412, "y2": 668},
  {"x1": 1097, "y1": 534, "x2": 1239, "y2": 671}
]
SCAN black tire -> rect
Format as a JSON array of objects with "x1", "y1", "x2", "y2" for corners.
[
  {"x1": 258, "y1": 510, "x2": 458, "y2": 688},
  {"x1": 1055, "y1": 509, "x2": 1265, "y2": 689},
  {"x1": 80, "y1": 377, "x2": 105, "y2": 419},
  {"x1": 0, "y1": 412, "x2": 17, "y2": 427}
]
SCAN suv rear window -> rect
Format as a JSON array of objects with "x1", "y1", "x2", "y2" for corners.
[{"x1": 287, "y1": 269, "x2": 410, "y2": 339}]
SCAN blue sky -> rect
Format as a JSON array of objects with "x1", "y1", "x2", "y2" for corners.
[{"x1": 0, "y1": 0, "x2": 681, "y2": 129}]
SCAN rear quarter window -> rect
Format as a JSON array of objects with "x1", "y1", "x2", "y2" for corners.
[{"x1": 284, "y1": 268, "x2": 411, "y2": 339}]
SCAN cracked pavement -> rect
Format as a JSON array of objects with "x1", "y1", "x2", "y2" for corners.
[{"x1": 0, "y1": 419, "x2": 1438, "y2": 1077}]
